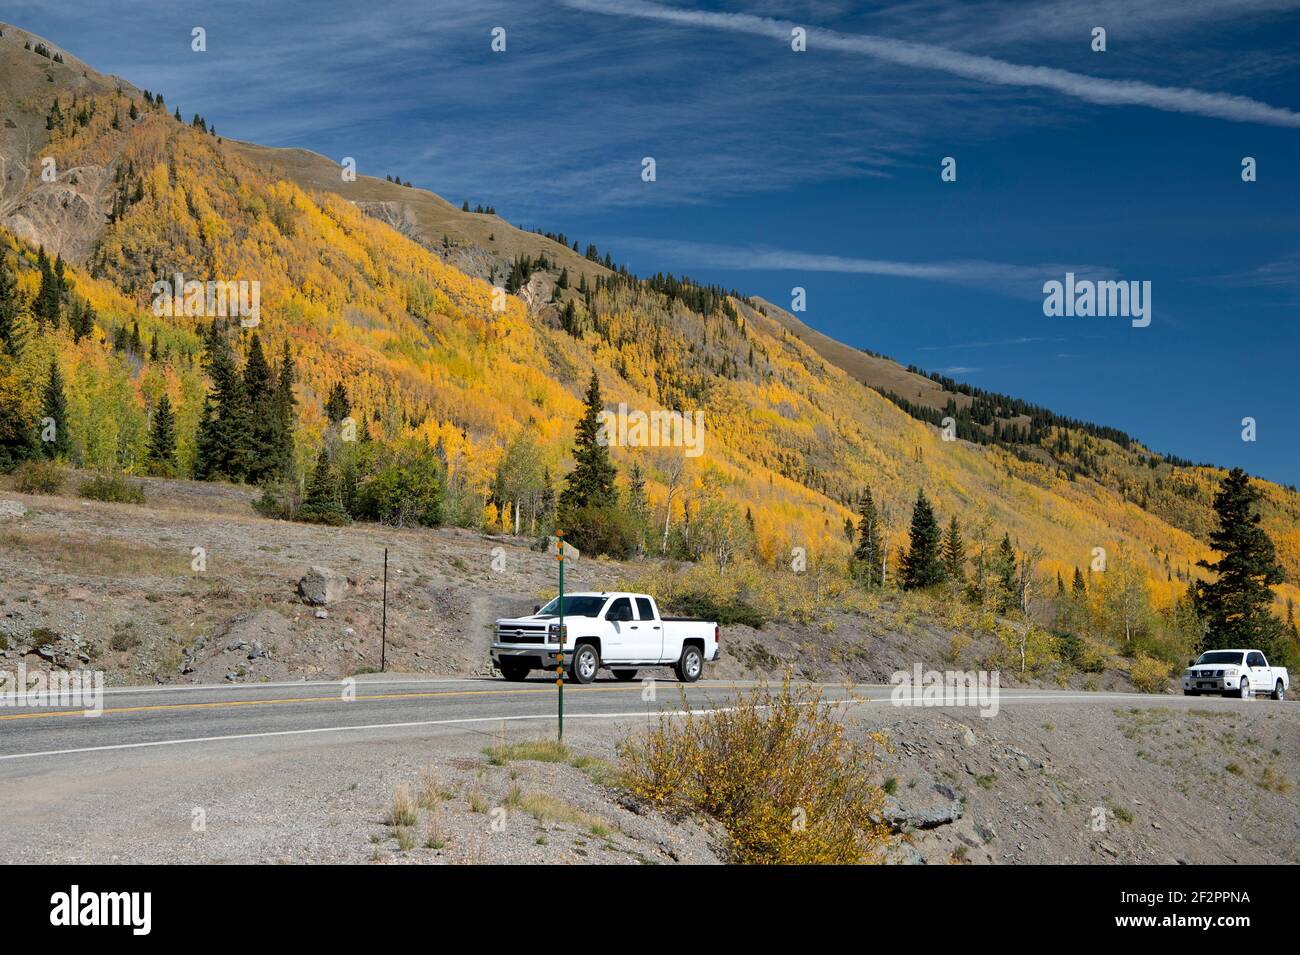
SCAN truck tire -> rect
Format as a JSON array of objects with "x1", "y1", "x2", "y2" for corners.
[
  {"x1": 674, "y1": 645, "x2": 703, "y2": 683},
  {"x1": 571, "y1": 643, "x2": 600, "y2": 685},
  {"x1": 499, "y1": 662, "x2": 530, "y2": 682},
  {"x1": 1273, "y1": 680, "x2": 1286, "y2": 701},
  {"x1": 1237, "y1": 679, "x2": 1251, "y2": 700},
  {"x1": 612, "y1": 669, "x2": 638, "y2": 681}
]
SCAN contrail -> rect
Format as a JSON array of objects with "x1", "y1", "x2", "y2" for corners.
[
  {"x1": 610, "y1": 237, "x2": 1114, "y2": 298},
  {"x1": 564, "y1": 0, "x2": 1300, "y2": 127}
]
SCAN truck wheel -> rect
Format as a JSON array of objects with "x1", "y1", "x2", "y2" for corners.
[
  {"x1": 1273, "y1": 680, "x2": 1286, "y2": 701},
  {"x1": 571, "y1": 643, "x2": 600, "y2": 685},
  {"x1": 499, "y1": 662, "x2": 530, "y2": 682},
  {"x1": 674, "y1": 645, "x2": 703, "y2": 683},
  {"x1": 1238, "y1": 679, "x2": 1251, "y2": 700},
  {"x1": 612, "y1": 669, "x2": 638, "y2": 682}
]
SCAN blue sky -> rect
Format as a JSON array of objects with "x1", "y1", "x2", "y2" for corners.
[{"x1": 11, "y1": 0, "x2": 1300, "y2": 484}]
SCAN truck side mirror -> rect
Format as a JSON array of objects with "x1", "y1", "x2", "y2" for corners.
[
  {"x1": 1187, "y1": 659, "x2": 1195, "y2": 667},
  {"x1": 533, "y1": 605, "x2": 540, "y2": 614}
]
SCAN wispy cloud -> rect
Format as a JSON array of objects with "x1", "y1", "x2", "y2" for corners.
[
  {"x1": 564, "y1": 0, "x2": 1300, "y2": 127},
  {"x1": 609, "y1": 236, "x2": 1114, "y2": 298}
]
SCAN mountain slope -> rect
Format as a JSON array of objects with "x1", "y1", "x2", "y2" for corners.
[{"x1": 2, "y1": 19, "x2": 1297, "y2": 627}]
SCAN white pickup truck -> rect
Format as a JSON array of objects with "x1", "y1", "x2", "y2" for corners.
[
  {"x1": 1182, "y1": 649, "x2": 1289, "y2": 700},
  {"x1": 491, "y1": 591, "x2": 719, "y2": 684}
]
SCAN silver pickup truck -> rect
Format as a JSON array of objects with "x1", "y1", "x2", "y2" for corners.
[{"x1": 491, "y1": 591, "x2": 720, "y2": 684}]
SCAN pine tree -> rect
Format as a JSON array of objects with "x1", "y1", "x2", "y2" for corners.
[
  {"x1": 324, "y1": 381, "x2": 351, "y2": 424},
  {"x1": 270, "y1": 341, "x2": 297, "y2": 481},
  {"x1": 1072, "y1": 566, "x2": 1087, "y2": 597},
  {"x1": 559, "y1": 371, "x2": 617, "y2": 511},
  {"x1": 992, "y1": 534, "x2": 1018, "y2": 611},
  {"x1": 941, "y1": 514, "x2": 966, "y2": 583},
  {"x1": 1194, "y1": 468, "x2": 1285, "y2": 652},
  {"x1": 146, "y1": 394, "x2": 178, "y2": 476},
  {"x1": 34, "y1": 247, "x2": 61, "y2": 328},
  {"x1": 853, "y1": 487, "x2": 882, "y2": 587},
  {"x1": 241, "y1": 334, "x2": 277, "y2": 483},
  {"x1": 0, "y1": 355, "x2": 38, "y2": 471},
  {"x1": 901, "y1": 489, "x2": 944, "y2": 590},
  {"x1": 194, "y1": 327, "x2": 251, "y2": 481},
  {"x1": 0, "y1": 251, "x2": 21, "y2": 355},
  {"x1": 39, "y1": 358, "x2": 70, "y2": 459},
  {"x1": 300, "y1": 450, "x2": 348, "y2": 525}
]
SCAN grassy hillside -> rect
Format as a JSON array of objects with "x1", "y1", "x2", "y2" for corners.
[{"x1": 2, "y1": 19, "x2": 1298, "y2": 672}]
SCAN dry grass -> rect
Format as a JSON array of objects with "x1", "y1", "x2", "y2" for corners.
[
  {"x1": 0, "y1": 528, "x2": 193, "y2": 578},
  {"x1": 385, "y1": 784, "x2": 418, "y2": 827},
  {"x1": 483, "y1": 739, "x2": 571, "y2": 765}
]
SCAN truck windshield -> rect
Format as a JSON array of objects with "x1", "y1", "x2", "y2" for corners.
[
  {"x1": 1195, "y1": 651, "x2": 1245, "y2": 665},
  {"x1": 536, "y1": 596, "x2": 607, "y2": 618}
]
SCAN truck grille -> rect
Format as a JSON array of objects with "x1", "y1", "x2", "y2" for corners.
[{"x1": 497, "y1": 626, "x2": 547, "y2": 644}]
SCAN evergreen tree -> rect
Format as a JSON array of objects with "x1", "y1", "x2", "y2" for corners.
[
  {"x1": 192, "y1": 395, "x2": 218, "y2": 480},
  {"x1": 0, "y1": 357, "x2": 37, "y2": 471},
  {"x1": 992, "y1": 534, "x2": 1018, "y2": 610},
  {"x1": 241, "y1": 334, "x2": 278, "y2": 483},
  {"x1": 324, "y1": 381, "x2": 351, "y2": 424},
  {"x1": 901, "y1": 489, "x2": 944, "y2": 590},
  {"x1": 559, "y1": 371, "x2": 617, "y2": 511},
  {"x1": 270, "y1": 341, "x2": 297, "y2": 481},
  {"x1": 1194, "y1": 468, "x2": 1285, "y2": 652},
  {"x1": 852, "y1": 487, "x2": 882, "y2": 587},
  {"x1": 1072, "y1": 566, "x2": 1087, "y2": 597},
  {"x1": 39, "y1": 358, "x2": 70, "y2": 459},
  {"x1": 146, "y1": 394, "x2": 178, "y2": 475},
  {"x1": 941, "y1": 514, "x2": 966, "y2": 583},
  {"x1": 0, "y1": 251, "x2": 21, "y2": 355},
  {"x1": 34, "y1": 246, "x2": 61, "y2": 328},
  {"x1": 194, "y1": 327, "x2": 251, "y2": 481},
  {"x1": 300, "y1": 450, "x2": 348, "y2": 525}
]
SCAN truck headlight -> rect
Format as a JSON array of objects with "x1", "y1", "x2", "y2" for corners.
[{"x1": 547, "y1": 623, "x2": 567, "y2": 639}]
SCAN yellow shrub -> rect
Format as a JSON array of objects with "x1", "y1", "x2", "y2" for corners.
[
  {"x1": 619, "y1": 678, "x2": 893, "y2": 864},
  {"x1": 1129, "y1": 652, "x2": 1172, "y2": 694}
]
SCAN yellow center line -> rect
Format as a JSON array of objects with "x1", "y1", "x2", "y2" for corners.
[{"x1": 0, "y1": 683, "x2": 657, "y2": 722}]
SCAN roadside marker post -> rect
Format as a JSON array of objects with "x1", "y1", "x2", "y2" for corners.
[
  {"x1": 556, "y1": 530, "x2": 565, "y2": 741},
  {"x1": 380, "y1": 548, "x2": 388, "y2": 672}
]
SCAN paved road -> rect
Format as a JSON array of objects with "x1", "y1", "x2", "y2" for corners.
[{"x1": 2, "y1": 673, "x2": 1290, "y2": 768}]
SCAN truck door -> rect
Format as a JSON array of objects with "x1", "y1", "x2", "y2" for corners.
[
  {"x1": 603, "y1": 597, "x2": 635, "y2": 662},
  {"x1": 634, "y1": 596, "x2": 663, "y2": 662},
  {"x1": 1246, "y1": 652, "x2": 1268, "y2": 691}
]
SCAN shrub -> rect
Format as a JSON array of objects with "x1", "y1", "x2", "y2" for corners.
[
  {"x1": 558, "y1": 504, "x2": 638, "y2": 559},
  {"x1": 619, "y1": 678, "x2": 893, "y2": 864},
  {"x1": 14, "y1": 459, "x2": 64, "y2": 494},
  {"x1": 664, "y1": 589, "x2": 766, "y2": 628},
  {"x1": 78, "y1": 472, "x2": 145, "y2": 504},
  {"x1": 253, "y1": 481, "x2": 303, "y2": 520},
  {"x1": 353, "y1": 456, "x2": 442, "y2": 527},
  {"x1": 1129, "y1": 652, "x2": 1172, "y2": 694}
]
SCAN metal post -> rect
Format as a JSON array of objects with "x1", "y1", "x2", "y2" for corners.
[
  {"x1": 381, "y1": 548, "x2": 388, "y2": 672},
  {"x1": 556, "y1": 530, "x2": 565, "y2": 741}
]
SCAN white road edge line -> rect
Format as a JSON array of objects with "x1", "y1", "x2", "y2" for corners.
[
  {"x1": 0, "y1": 709, "x2": 703, "y2": 761},
  {"x1": 2, "y1": 691, "x2": 1286, "y2": 761}
]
